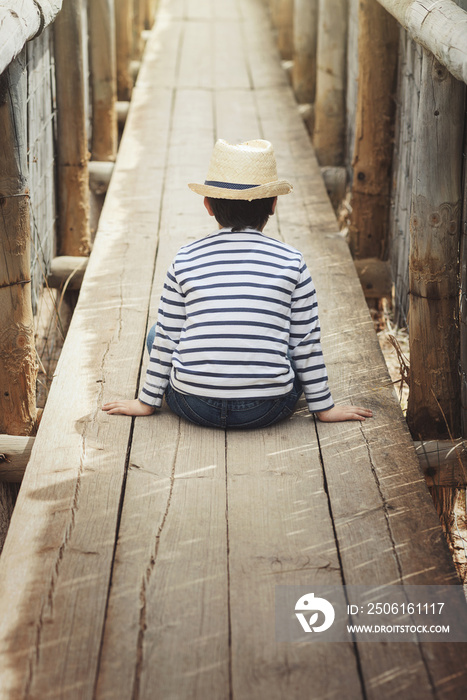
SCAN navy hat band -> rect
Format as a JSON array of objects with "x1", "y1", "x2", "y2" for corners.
[{"x1": 204, "y1": 180, "x2": 260, "y2": 190}]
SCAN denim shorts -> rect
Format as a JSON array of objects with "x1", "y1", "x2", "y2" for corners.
[{"x1": 164, "y1": 379, "x2": 302, "y2": 430}]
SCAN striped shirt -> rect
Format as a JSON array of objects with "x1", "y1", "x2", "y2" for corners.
[{"x1": 139, "y1": 228, "x2": 334, "y2": 413}]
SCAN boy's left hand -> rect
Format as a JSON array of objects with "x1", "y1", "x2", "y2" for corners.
[
  {"x1": 102, "y1": 399, "x2": 156, "y2": 416},
  {"x1": 316, "y1": 405, "x2": 372, "y2": 422}
]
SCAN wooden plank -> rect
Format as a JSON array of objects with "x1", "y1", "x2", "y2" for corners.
[
  {"x1": 95, "y1": 84, "x2": 229, "y2": 698},
  {"x1": 0, "y1": 12, "x2": 178, "y2": 698},
  {"x1": 95, "y1": 10, "x2": 230, "y2": 688},
  {"x1": 177, "y1": 20, "x2": 213, "y2": 89},
  {"x1": 214, "y1": 20, "x2": 251, "y2": 89},
  {"x1": 216, "y1": 7, "x2": 364, "y2": 696},
  {"x1": 238, "y1": 0, "x2": 288, "y2": 90},
  {"x1": 226, "y1": 424, "x2": 364, "y2": 699}
]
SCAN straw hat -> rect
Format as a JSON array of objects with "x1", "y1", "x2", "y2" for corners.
[{"x1": 188, "y1": 139, "x2": 293, "y2": 200}]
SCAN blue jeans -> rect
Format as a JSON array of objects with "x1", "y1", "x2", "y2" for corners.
[{"x1": 146, "y1": 324, "x2": 302, "y2": 429}]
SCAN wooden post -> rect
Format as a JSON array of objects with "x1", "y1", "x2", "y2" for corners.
[
  {"x1": 88, "y1": 0, "x2": 118, "y2": 162},
  {"x1": 313, "y1": 0, "x2": 348, "y2": 166},
  {"x1": 115, "y1": 0, "x2": 134, "y2": 101},
  {"x1": 53, "y1": 0, "x2": 91, "y2": 256},
  {"x1": 144, "y1": 0, "x2": 157, "y2": 29},
  {"x1": 292, "y1": 0, "x2": 318, "y2": 104},
  {"x1": 461, "y1": 98, "x2": 467, "y2": 438},
  {"x1": 274, "y1": 0, "x2": 294, "y2": 61},
  {"x1": 133, "y1": 0, "x2": 146, "y2": 59},
  {"x1": 0, "y1": 54, "x2": 37, "y2": 437},
  {"x1": 348, "y1": 0, "x2": 399, "y2": 259},
  {"x1": 407, "y1": 49, "x2": 465, "y2": 440}
]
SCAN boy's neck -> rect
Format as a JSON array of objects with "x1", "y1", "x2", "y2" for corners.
[{"x1": 216, "y1": 223, "x2": 266, "y2": 232}]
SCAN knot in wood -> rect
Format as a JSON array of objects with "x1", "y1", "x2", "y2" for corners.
[{"x1": 432, "y1": 62, "x2": 448, "y2": 82}]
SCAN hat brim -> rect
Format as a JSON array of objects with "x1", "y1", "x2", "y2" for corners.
[{"x1": 188, "y1": 180, "x2": 293, "y2": 200}]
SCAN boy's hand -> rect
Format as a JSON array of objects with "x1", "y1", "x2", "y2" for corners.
[
  {"x1": 316, "y1": 405, "x2": 373, "y2": 422},
  {"x1": 102, "y1": 399, "x2": 156, "y2": 416}
]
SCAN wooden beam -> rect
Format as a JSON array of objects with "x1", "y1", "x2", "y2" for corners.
[
  {"x1": 0, "y1": 54, "x2": 37, "y2": 437},
  {"x1": 88, "y1": 0, "x2": 118, "y2": 162},
  {"x1": 53, "y1": 0, "x2": 91, "y2": 256},
  {"x1": 47, "y1": 256, "x2": 89, "y2": 291},
  {"x1": 0, "y1": 436, "x2": 34, "y2": 483},
  {"x1": 376, "y1": 0, "x2": 467, "y2": 84},
  {"x1": 88, "y1": 160, "x2": 115, "y2": 194},
  {"x1": 407, "y1": 49, "x2": 465, "y2": 439},
  {"x1": 320, "y1": 166, "x2": 347, "y2": 212},
  {"x1": 349, "y1": 0, "x2": 399, "y2": 260},
  {"x1": 116, "y1": 100, "x2": 130, "y2": 128},
  {"x1": 415, "y1": 440, "x2": 467, "y2": 487},
  {"x1": 292, "y1": 0, "x2": 318, "y2": 104},
  {"x1": 354, "y1": 257, "x2": 392, "y2": 298},
  {"x1": 0, "y1": 1, "x2": 63, "y2": 74},
  {"x1": 313, "y1": 0, "x2": 348, "y2": 166}
]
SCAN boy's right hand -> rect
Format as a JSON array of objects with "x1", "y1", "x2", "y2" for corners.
[
  {"x1": 316, "y1": 405, "x2": 372, "y2": 422},
  {"x1": 102, "y1": 399, "x2": 156, "y2": 416}
]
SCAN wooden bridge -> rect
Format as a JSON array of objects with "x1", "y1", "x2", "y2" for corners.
[{"x1": 0, "y1": 0, "x2": 466, "y2": 697}]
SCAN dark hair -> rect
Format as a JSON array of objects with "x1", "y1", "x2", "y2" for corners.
[{"x1": 207, "y1": 197, "x2": 275, "y2": 232}]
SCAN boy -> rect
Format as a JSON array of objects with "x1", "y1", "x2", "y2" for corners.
[{"x1": 102, "y1": 139, "x2": 372, "y2": 427}]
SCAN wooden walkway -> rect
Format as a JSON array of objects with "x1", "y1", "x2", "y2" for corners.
[{"x1": 1, "y1": 0, "x2": 467, "y2": 697}]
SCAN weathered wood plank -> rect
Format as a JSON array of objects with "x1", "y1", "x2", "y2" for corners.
[
  {"x1": 215, "y1": 49, "x2": 364, "y2": 695},
  {"x1": 226, "y1": 424, "x2": 364, "y2": 699},
  {"x1": 96, "y1": 85, "x2": 229, "y2": 699},
  {"x1": 0, "y1": 12, "x2": 177, "y2": 698}
]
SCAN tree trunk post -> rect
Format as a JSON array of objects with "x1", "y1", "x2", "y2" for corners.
[
  {"x1": 115, "y1": 0, "x2": 134, "y2": 101},
  {"x1": 407, "y1": 49, "x2": 465, "y2": 440},
  {"x1": 0, "y1": 54, "x2": 37, "y2": 436},
  {"x1": 53, "y1": 0, "x2": 91, "y2": 256},
  {"x1": 274, "y1": 0, "x2": 294, "y2": 61},
  {"x1": 461, "y1": 99, "x2": 467, "y2": 438},
  {"x1": 313, "y1": 0, "x2": 348, "y2": 166},
  {"x1": 88, "y1": 0, "x2": 118, "y2": 162},
  {"x1": 292, "y1": 0, "x2": 318, "y2": 104},
  {"x1": 348, "y1": 0, "x2": 399, "y2": 260},
  {"x1": 145, "y1": 0, "x2": 157, "y2": 29}
]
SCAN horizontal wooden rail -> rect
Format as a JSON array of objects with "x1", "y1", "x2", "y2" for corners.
[
  {"x1": 47, "y1": 256, "x2": 88, "y2": 290},
  {"x1": 0, "y1": 1, "x2": 63, "y2": 74},
  {"x1": 377, "y1": 0, "x2": 467, "y2": 84},
  {"x1": 88, "y1": 160, "x2": 115, "y2": 194}
]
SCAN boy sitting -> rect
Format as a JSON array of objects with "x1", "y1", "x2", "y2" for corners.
[{"x1": 102, "y1": 139, "x2": 371, "y2": 428}]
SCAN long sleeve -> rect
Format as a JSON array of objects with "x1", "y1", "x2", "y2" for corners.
[
  {"x1": 139, "y1": 264, "x2": 186, "y2": 407},
  {"x1": 289, "y1": 257, "x2": 334, "y2": 413}
]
